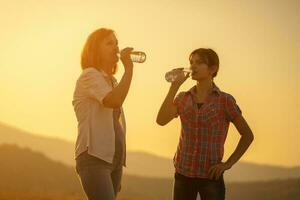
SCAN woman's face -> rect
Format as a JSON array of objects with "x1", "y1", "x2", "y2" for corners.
[
  {"x1": 99, "y1": 33, "x2": 119, "y2": 64},
  {"x1": 190, "y1": 54, "x2": 214, "y2": 81}
]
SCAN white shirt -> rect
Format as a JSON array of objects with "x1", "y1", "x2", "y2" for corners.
[{"x1": 72, "y1": 67, "x2": 126, "y2": 163}]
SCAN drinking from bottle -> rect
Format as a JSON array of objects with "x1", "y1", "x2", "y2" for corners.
[
  {"x1": 165, "y1": 68, "x2": 191, "y2": 82},
  {"x1": 130, "y1": 51, "x2": 146, "y2": 63},
  {"x1": 118, "y1": 51, "x2": 146, "y2": 63}
]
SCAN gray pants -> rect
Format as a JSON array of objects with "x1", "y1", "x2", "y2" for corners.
[{"x1": 76, "y1": 152, "x2": 123, "y2": 200}]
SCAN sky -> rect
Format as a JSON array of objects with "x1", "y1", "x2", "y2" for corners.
[{"x1": 0, "y1": 0, "x2": 299, "y2": 167}]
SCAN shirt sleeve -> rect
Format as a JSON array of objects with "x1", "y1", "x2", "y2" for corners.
[
  {"x1": 225, "y1": 94, "x2": 242, "y2": 122},
  {"x1": 173, "y1": 92, "x2": 185, "y2": 117},
  {"x1": 80, "y1": 69, "x2": 112, "y2": 105}
]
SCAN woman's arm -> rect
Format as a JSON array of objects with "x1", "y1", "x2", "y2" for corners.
[
  {"x1": 224, "y1": 115, "x2": 254, "y2": 167},
  {"x1": 208, "y1": 115, "x2": 254, "y2": 180},
  {"x1": 103, "y1": 70, "x2": 133, "y2": 108},
  {"x1": 103, "y1": 48, "x2": 134, "y2": 108},
  {"x1": 156, "y1": 84, "x2": 180, "y2": 125},
  {"x1": 156, "y1": 70, "x2": 189, "y2": 125}
]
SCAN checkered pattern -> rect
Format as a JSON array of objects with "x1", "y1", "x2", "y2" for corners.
[{"x1": 173, "y1": 84, "x2": 242, "y2": 178}]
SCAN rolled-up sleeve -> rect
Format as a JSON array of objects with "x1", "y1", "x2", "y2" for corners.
[
  {"x1": 225, "y1": 94, "x2": 242, "y2": 122},
  {"x1": 173, "y1": 92, "x2": 185, "y2": 117},
  {"x1": 79, "y1": 69, "x2": 112, "y2": 105}
]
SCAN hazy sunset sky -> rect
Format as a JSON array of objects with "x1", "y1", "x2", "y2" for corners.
[{"x1": 0, "y1": 0, "x2": 299, "y2": 166}]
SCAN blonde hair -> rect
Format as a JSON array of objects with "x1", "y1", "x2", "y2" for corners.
[{"x1": 81, "y1": 28, "x2": 117, "y2": 74}]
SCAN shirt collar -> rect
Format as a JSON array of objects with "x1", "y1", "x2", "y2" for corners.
[
  {"x1": 97, "y1": 68, "x2": 117, "y2": 86},
  {"x1": 188, "y1": 82, "x2": 221, "y2": 96},
  {"x1": 85, "y1": 67, "x2": 109, "y2": 77},
  {"x1": 97, "y1": 68, "x2": 109, "y2": 77}
]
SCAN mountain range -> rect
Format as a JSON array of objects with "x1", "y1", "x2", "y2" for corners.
[
  {"x1": 1, "y1": 121, "x2": 300, "y2": 182},
  {"x1": 1, "y1": 144, "x2": 300, "y2": 200}
]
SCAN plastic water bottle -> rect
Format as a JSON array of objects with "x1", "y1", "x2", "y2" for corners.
[
  {"x1": 130, "y1": 51, "x2": 146, "y2": 63},
  {"x1": 165, "y1": 68, "x2": 191, "y2": 82}
]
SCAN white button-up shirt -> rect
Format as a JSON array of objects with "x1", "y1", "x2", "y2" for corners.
[{"x1": 72, "y1": 67, "x2": 126, "y2": 163}]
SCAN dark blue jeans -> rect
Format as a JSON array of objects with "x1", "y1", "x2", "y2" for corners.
[
  {"x1": 75, "y1": 152, "x2": 123, "y2": 200},
  {"x1": 173, "y1": 172, "x2": 225, "y2": 200}
]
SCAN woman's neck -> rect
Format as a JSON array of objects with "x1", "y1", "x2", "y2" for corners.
[
  {"x1": 195, "y1": 79, "x2": 213, "y2": 97},
  {"x1": 96, "y1": 61, "x2": 113, "y2": 76}
]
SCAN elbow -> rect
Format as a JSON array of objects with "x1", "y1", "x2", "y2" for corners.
[
  {"x1": 112, "y1": 101, "x2": 123, "y2": 108},
  {"x1": 103, "y1": 100, "x2": 123, "y2": 108},
  {"x1": 246, "y1": 132, "x2": 254, "y2": 144},
  {"x1": 102, "y1": 95, "x2": 124, "y2": 108},
  {"x1": 112, "y1": 98, "x2": 125, "y2": 108},
  {"x1": 156, "y1": 117, "x2": 167, "y2": 126},
  {"x1": 156, "y1": 112, "x2": 174, "y2": 126},
  {"x1": 250, "y1": 133, "x2": 254, "y2": 143}
]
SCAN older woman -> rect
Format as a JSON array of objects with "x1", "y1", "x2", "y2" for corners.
[{"x1": 73, "y1": 28, "x2": 134, "y2": 200}]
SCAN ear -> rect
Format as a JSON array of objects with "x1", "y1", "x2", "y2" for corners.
[{"x1": 210, "y1": 65, "x2": 218, "y2": 75}]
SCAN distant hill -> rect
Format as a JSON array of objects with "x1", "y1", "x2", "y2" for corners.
[
  {"x1": 0, "y1": 144, "x2": 172, "y2": 200},
  {"x1": 0, "y1": 144, "x2": 82, "y2": 196},
  {"x1": 227, "y1": 179, "x2": 300, "y2": 200},
  {"x1": 0, "y1": 122, "x2": 75, "y2": 166},
  {"x1": 1, "y1": 121, "x2": 300, "y2": 182},
  {"x1": 124, "y1": 151, "x2": 300, "y2": 182},
  {"x1": 1, "y1": 144, "x2": 300, "y2": 200}
]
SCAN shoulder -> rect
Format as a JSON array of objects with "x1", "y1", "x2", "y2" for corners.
[
  {"x1": 176, "y1": 90, "x2": 190, "y2": 100},
  {"x1": 81, "y1": 67, "x2": 103, "y2": 77},
  {"x1": 76, "y1": 68, "x2": 110, "y2": 89},
  {"x1": 217, "y1": 90, "x2": 237, "y2": 102},
  {"x1": 214, "y1": 90, "x2": 239, "y2": 111},
  {"x1": 79, "y1": 67, "x2": 107, "y2": 83},
  {"x1": 174, "y1": 90, "x2": 192, "y2": 108}
]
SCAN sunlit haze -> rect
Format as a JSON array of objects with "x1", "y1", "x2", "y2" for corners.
[{"x1": 0, "y1": 0, "x2": 299, "y2": 167}]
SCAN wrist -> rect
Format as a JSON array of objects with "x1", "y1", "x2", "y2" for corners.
[
  {"x1": 224, "y1": 160, "x2": 234, "y2": 169},
  {"x1": 124, "y1": 67, "x2": 133, "y2": 74}
]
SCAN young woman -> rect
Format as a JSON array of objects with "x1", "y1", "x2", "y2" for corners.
[
  {"x1": 157, "y1": 48, "x2": 254, "y2": 200},
  {"x1": 73, "y1": 28, "x2": 134, "y2": 200}
]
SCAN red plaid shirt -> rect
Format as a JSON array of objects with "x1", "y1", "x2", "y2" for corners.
[{"x1": 173, "y1": 83, "x2": 242, "y2": 178}]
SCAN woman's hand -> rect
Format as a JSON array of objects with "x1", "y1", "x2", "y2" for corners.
[
  {"x1": 208, "y1": 162, "x2": 232, "y2": 180},
  {"x1": 120, "y1": 47, "x2": 134, "y2": 72},
  {"x1": 171, "y1": 68, "x2": 190, "y2": 88}
]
